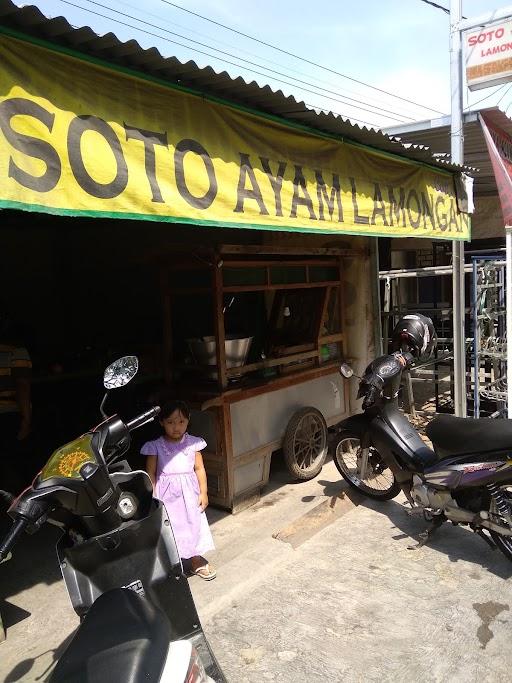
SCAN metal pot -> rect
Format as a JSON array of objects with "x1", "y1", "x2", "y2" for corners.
[{"x1": 187, "y1": 336, "x2": 253, "y2": 379}]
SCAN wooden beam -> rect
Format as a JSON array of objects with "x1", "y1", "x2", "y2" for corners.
[
  {"x1": 203, "y1": 408, "x2": 229, "y2": 507},
  {"x1": 315, "y1": 287, "x2": 330, "y2": 359},
  {"x1": 203, "y1": 360, "x2": 342, "y2": 406},
  {"x1": 219, "y1": 244, "x2": 364, "y2": 257},
  {"x1": 221, "y1": 402, "x2": 235, "y2": 508},
  {"x1": 165, "y1": 287, "x2": 210, "y2": 295},
  {"x1": 319, "y1": 332, "x2": 344, "y2": 344},
  {"x1": 222, "y1": 280, "x2": 341, "y2": 293},
  {"x1": 338, "y1": 259, "x2": 346, "y2": 359},
  {"x1": 222, "y1": 259, "x2": 339, "y2": 268},
  {"x1": 213, "y1": 265, "x2": 228, "y2": 390},
  {"x1": 225, "y1": 349, "x2": 319, "y2": 377},
  {"x1": 229, "y1": 361, "x2": 341, "y2": 402},
  {"x1": 272, "y1": 342, "x2": 315, "y2": 355}
]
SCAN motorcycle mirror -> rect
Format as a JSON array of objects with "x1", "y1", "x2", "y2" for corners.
[
  {"x1": 103, "y1": 356, "x2": 139, "y2": 390},
  {"x1": 339, "y1": 363, "x2": 354, "y2": 379},
  {"x1": 0, "y1": 551, "x2": 12, "y2": 564}
]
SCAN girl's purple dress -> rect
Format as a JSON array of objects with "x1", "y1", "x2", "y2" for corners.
[{"x1": 141, "y1": 433, "x2": 214, "y2": 559}]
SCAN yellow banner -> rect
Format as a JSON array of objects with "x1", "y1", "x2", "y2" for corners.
[{"x1": 0, "y1": 33, "x2": 470, "y2": 240}]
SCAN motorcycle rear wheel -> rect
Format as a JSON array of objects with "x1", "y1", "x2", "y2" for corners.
[
  {"x1": 488, "y1": 486, "x2": 512, "y2": 562},
  {"x1": 334, "y1": 431, "x2": 400, "y2": 501}
]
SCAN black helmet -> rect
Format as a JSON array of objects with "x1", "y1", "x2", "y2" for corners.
[{"x1": 391, "y1": 314, "x2": 436, "y2": 359}]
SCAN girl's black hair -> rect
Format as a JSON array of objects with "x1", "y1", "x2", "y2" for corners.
[{"x1": 159, "y1": 399, "x2": 191, "y2": 421}]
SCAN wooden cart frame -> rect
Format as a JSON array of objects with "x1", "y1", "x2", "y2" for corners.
[{"x1": 159, "y1": 244, "x2": 362, "y2": 511}]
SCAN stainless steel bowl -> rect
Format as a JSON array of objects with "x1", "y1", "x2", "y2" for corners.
[{"x1": 187, "y1": 336, "x2": 253, "y2": 379}]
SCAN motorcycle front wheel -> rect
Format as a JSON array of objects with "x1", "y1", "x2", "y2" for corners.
[{"x1": 333, "y1": 431, "x2": 401, "y2": 501}]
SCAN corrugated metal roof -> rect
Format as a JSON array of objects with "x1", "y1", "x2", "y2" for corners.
[
  {"x1": 385, "y1": 108, "x2": 511, "y2": 197},
  {"x1": 0, "y1": 0, "x2": 465, "y2": 175}
]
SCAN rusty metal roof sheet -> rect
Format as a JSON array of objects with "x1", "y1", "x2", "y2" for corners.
[
  {"x1": 385, "y1": 107, "x2": 512, "y2": 196},
  {"x1": 0, "y1": 0, "x2": 466, "y2": 174}
]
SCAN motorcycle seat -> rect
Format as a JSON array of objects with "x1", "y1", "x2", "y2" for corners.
[
  {"x1": 426, "y1": 414, "x2": 512, "y2": 459},
  {"x1": 50, "y1": 588, "x2": 171, "y2": 683}
]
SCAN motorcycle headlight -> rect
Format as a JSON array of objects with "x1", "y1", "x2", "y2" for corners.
[{"x1": 40, "y1": 434, "x2": 97, "y2": 482}]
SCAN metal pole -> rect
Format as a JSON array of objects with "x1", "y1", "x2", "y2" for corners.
[
  {"x1": 379, "y1": 264, "x2": 473, "y2": 278},
  {"x1": 472, "y1": 257, "x2": 480, "y2": 417},
  {"x1": 370, "y1": 237, "x2": 383, "y2": 356},
  {"x1": 383, "y1": 276, "x2": 391, "y2": 353},
  {"x1": 450, "y1": 0, "x2": 467, "y2": 417},
  {"x1": 506, "y1": 226, "x2": 512, "y2": 417},
  {"x1": 404, "y1": 370, "x2": 416, "y2": 419}
]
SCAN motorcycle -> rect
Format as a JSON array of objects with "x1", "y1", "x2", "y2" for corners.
[
  {"x1": 333, "y1": 350, "x2": 512, "y2": 562},
  {"x1": 0, "y1": 356, "x2": 225, "y2": 682}
]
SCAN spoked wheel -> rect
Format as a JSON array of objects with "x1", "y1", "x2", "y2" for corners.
[
  {"x1": 488, "y1": 486, "x2": 512, "y2": 562},
  {"x1": 283, "y1": 407, "x2": 328, "y2": 481},
  {"x1": 333, "y1": 430, "x2": 400, "y2": 500}
]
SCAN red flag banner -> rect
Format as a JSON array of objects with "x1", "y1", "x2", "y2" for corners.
[{"x1": 480, "y1": 113, "x2": 512, "y2": 225}]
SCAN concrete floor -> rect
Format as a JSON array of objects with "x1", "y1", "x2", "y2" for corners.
[{"x1": 1, "y1": 458, "x2": 512, "y2": 682}]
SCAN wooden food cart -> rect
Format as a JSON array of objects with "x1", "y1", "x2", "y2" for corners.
[{"x1": 159, "y1": 243, "x2": 361, "y2": 511}]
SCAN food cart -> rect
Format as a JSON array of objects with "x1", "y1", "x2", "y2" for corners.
[{"x1": 158, "y1": 242, "x2": 363, "y2": 510}]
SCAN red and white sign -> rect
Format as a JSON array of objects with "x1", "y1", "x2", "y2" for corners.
[
  {"x1": 479, "y1": 113, "x2": 512, "y2": 225},
  {"x1": 465, "y1": 19, "x2": 512, "y2": 91}
]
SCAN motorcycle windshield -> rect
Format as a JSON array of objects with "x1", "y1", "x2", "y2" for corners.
[{"x1": 40, "y1": 434, "x2": 97, "y2": 482}]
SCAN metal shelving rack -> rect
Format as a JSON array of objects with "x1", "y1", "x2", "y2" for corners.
[
  {"x1": 472, "y1": 257, "x2": 507, "y2": 417},
  {"x1": 379, "y1": 262, "x2": 473, "y2": 415}
]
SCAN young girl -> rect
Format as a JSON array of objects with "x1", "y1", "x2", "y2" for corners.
[{"x1": 142, "y1": 400, "x2": 216, "y2": 580}]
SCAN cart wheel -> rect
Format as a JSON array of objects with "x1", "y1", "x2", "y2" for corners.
[{"x1": 283, "y1": 407, "x2": 328, "y2": 481}]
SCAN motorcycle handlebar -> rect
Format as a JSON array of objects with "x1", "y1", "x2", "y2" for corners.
[
  {"x1": 0, "y1": 407, "x2": 161, "y2": 560},
  {"x1": 0, "y1": 407, "x2": 161, "y2": 558},
  {"x1": 0, "y1": 517, "x2": 29, "y2": 562},
  {"x1": 125, "y1": 406, "x2": 161, "y2": 432},
  {"x1": 362, "y1": 386, "x2": 379, "y2": 409}
]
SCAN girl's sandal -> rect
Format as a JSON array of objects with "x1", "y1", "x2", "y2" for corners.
[{"x1": 193, "y1": 563, "x2": 217, "y2": 580}]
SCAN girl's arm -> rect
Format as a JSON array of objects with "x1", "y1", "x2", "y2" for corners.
[
  {"x1": 194, "y1": 452, "x2": 208, "y2": 511},
  {"x1": 146, "y1": 455, "x2": 157, "y2": 491}
]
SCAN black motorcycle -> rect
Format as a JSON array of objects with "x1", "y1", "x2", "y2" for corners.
[
  {"x1": 0, "y1": 356, "x2": 225, "y2": 682},
  {"x1": 334, "y1": 348, "x2": 512, "y2": 562}
]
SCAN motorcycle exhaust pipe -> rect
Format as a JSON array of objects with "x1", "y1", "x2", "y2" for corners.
[{"x1": 444, "y1": 505, "x2": 512, "y2": 537}]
